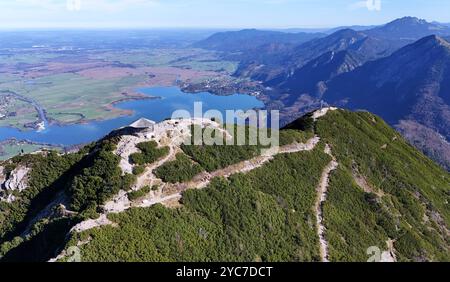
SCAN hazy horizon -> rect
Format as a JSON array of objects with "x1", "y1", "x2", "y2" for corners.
[{"x1": 0, "y1": 0, "x2": 449, "y2": 30}]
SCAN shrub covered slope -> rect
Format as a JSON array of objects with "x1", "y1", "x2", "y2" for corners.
[{"x1": 0, "y1": 110, "x2": 448, "y2": 262}]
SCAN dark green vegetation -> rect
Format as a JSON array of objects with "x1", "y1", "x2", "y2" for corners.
[
  {"x1": 0, "y1": 137, "x2": 138, "y2": 261},
  {"x1": 316, "y1": 110, "x2": 450, "y2": 262},
  {"x1": 181, "y1": 141, "x2": 259, "y2": 172},
  {"x1": 132, "y1": 165, "x2": 146, "y2": 176},
  {"x1": 66, "y1": 144, "x2": 331, "y2": 262},
  {"x1": 1, "y1": 218, "x2": 76, "y2": 262},
  {"x1": 323, "y1": 167, "x2": 396, "y2": 261},
  {"x1": 181, "y1": 125, "x2": 312, "y2": 172},
  {"x1": 128, "y1": 186, "x2": 155, "y2": 201},
  {"x1": 70, "y1": 140, "x2": 136, "y2": 213},
  {"x1": 155, "y1": 153, "x2": 204, "y2": 183},
  {"x1": 62, "y1": 110, "x2": 449, "y2": 262},
  {"x1": 0, "y1": 151, "x2": 83, "y2": 244},
  {"x1": 181, "y1": 125, "x2": 261, "y2": 172},
  {"x1": 129, "y1": 141, "x2": 169, "y2": 165},
  {"x1": 1, "y1": 110, "x2": 449, "y2": 262},
  {"x1": 279, "y1": 129, "x2": 314, "y2": 146}
]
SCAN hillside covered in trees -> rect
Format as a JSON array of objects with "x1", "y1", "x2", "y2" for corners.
[{"x1": 0, "y1": 109, "x2": 448, "y2": 262}]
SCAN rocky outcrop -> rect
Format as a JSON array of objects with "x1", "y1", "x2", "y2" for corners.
[
  {"x1": 4, "y1": 166, "x2": 30, "y2": 192},
  {"x1": 0, "y1": 166, "x2": 5, "y2": 186},
  {"x1": 0, "y1": 165, "x2": 30, "y2": 202}
]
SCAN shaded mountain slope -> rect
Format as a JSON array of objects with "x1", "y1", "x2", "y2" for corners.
[
  {"x1": 267, "y1": 17, "x2": 450, "y2": 84},
  {"x1": 192, "y1": 18, "x2": 450, "y2": 171},
  {"x1": 323, "y1": 35, "x2": 450, "y2": 169},
  {"x1": 278, "y1": 50, "x2": 364, "y2": 99},
  {"x1": 287, "y1": 29, "x2": 393, "y2": 67},
  {"x1": 236, "y1": 29, "x2": 399, "y2": 83}
]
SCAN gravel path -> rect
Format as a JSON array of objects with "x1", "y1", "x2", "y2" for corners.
[
  {"x1": 72, "y1": 136, "x2": 322, "y2": 234},
  {"x1": 316, "y1": 144, "x2": 338, "y2": 262}
]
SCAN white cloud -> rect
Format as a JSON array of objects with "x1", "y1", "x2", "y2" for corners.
[
  {"x1": 350, "y1": 0, "x2": 382, "y2": 12},
  {"x1": 4, "y1": 0, "x2": 159, "y2": 12},
  {"x1": 81, "y1": 0, "x2": 160, "y2": 12}
]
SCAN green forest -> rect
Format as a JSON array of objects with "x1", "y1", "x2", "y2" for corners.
[
  {"x1": 0, "y1": 110, "x2": 449, "y2": 262},
  {"x1": 66, "y1": 145, "x2": 331, "y2": 262},
  {"x1": 155, "y1": 153, "x2": 204, "y2": 183}
]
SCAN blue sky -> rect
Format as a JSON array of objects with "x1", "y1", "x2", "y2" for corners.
[{"x1": 0, "y1": 0, "x2": 449, "y2": 29}]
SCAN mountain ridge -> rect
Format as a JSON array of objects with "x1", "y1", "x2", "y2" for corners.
[
  {"x1": 365, "y1": 17, "x2": 450, "y2": 40},
  {"x1": 278, "y1": 50, "x2": 364, "y2": 98},
  {"x1": 193, "y1": 29, "x2": 324, "y2": 53},
  {"x1": 323, "y1": 35, "x2": 450, "y2": 169},
  {"x1": 236, "y1": 28, "x2": 398, "y2": 83},
  {"x1": 194, "y1": 18, "x2": 450, "y2": 170},
  {"x1": 0, "y1": 109, "x2": 449, "y2": 262}
]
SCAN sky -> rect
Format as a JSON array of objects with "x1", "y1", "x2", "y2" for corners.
[{"x1": 0, "y1": 0, "x2": 449, "y2": 29}]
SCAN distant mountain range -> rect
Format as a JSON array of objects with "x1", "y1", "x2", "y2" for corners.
[
  {"x1": 195, "y1": 17, "x2": 450, "y2": 170},
  {"x1": 229, "y1": 28, "x2": 402, "y2": 83},
  {"x1": 193, "y1": 29, "x2": 324, "y2": 53},
  {"x1": 326, "y1": 25, "x2": 379, "y2": 34},
  {"x1": 323, "y1": 35, "x2": 450, "y2": 169},
  {"x1": 324, "y1": 35, "x2": 450, "y2": 127},
  {"x1": 364, "y1": 17, "x2": 450, "y2": 40}
]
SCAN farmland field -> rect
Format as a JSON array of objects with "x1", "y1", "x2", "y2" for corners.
[{"x1": 0, "y1": 41, "x2": 239, "y2": 131}]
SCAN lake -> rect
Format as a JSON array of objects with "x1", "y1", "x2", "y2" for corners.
[{"x1": 0, "y1": 87, "x2": 264, "y2": 146}]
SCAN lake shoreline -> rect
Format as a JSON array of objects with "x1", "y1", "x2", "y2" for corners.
[
  {"x1": 1, "y1": 85, "x2": 266, "y2": 133},
  {"x1": 0, "y1": 91, "x2": 158, "y2": 133},
  {"x1": 0, "y1": 86, "x2": 264, "y2": 148}
]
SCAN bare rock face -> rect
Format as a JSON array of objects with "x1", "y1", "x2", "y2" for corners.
[
  {"x1": 4, "y1": 166, "x2": 30, "y2": 193},
  {"x1": 0, "y1": 165, "x2": 20, "y2": 203},
  {"x1": 3, "y1": 194, "x2": 16, "y2": 203},
  {"x1": 0, "y1": 166, "x2": 5, "y2": 186}
]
